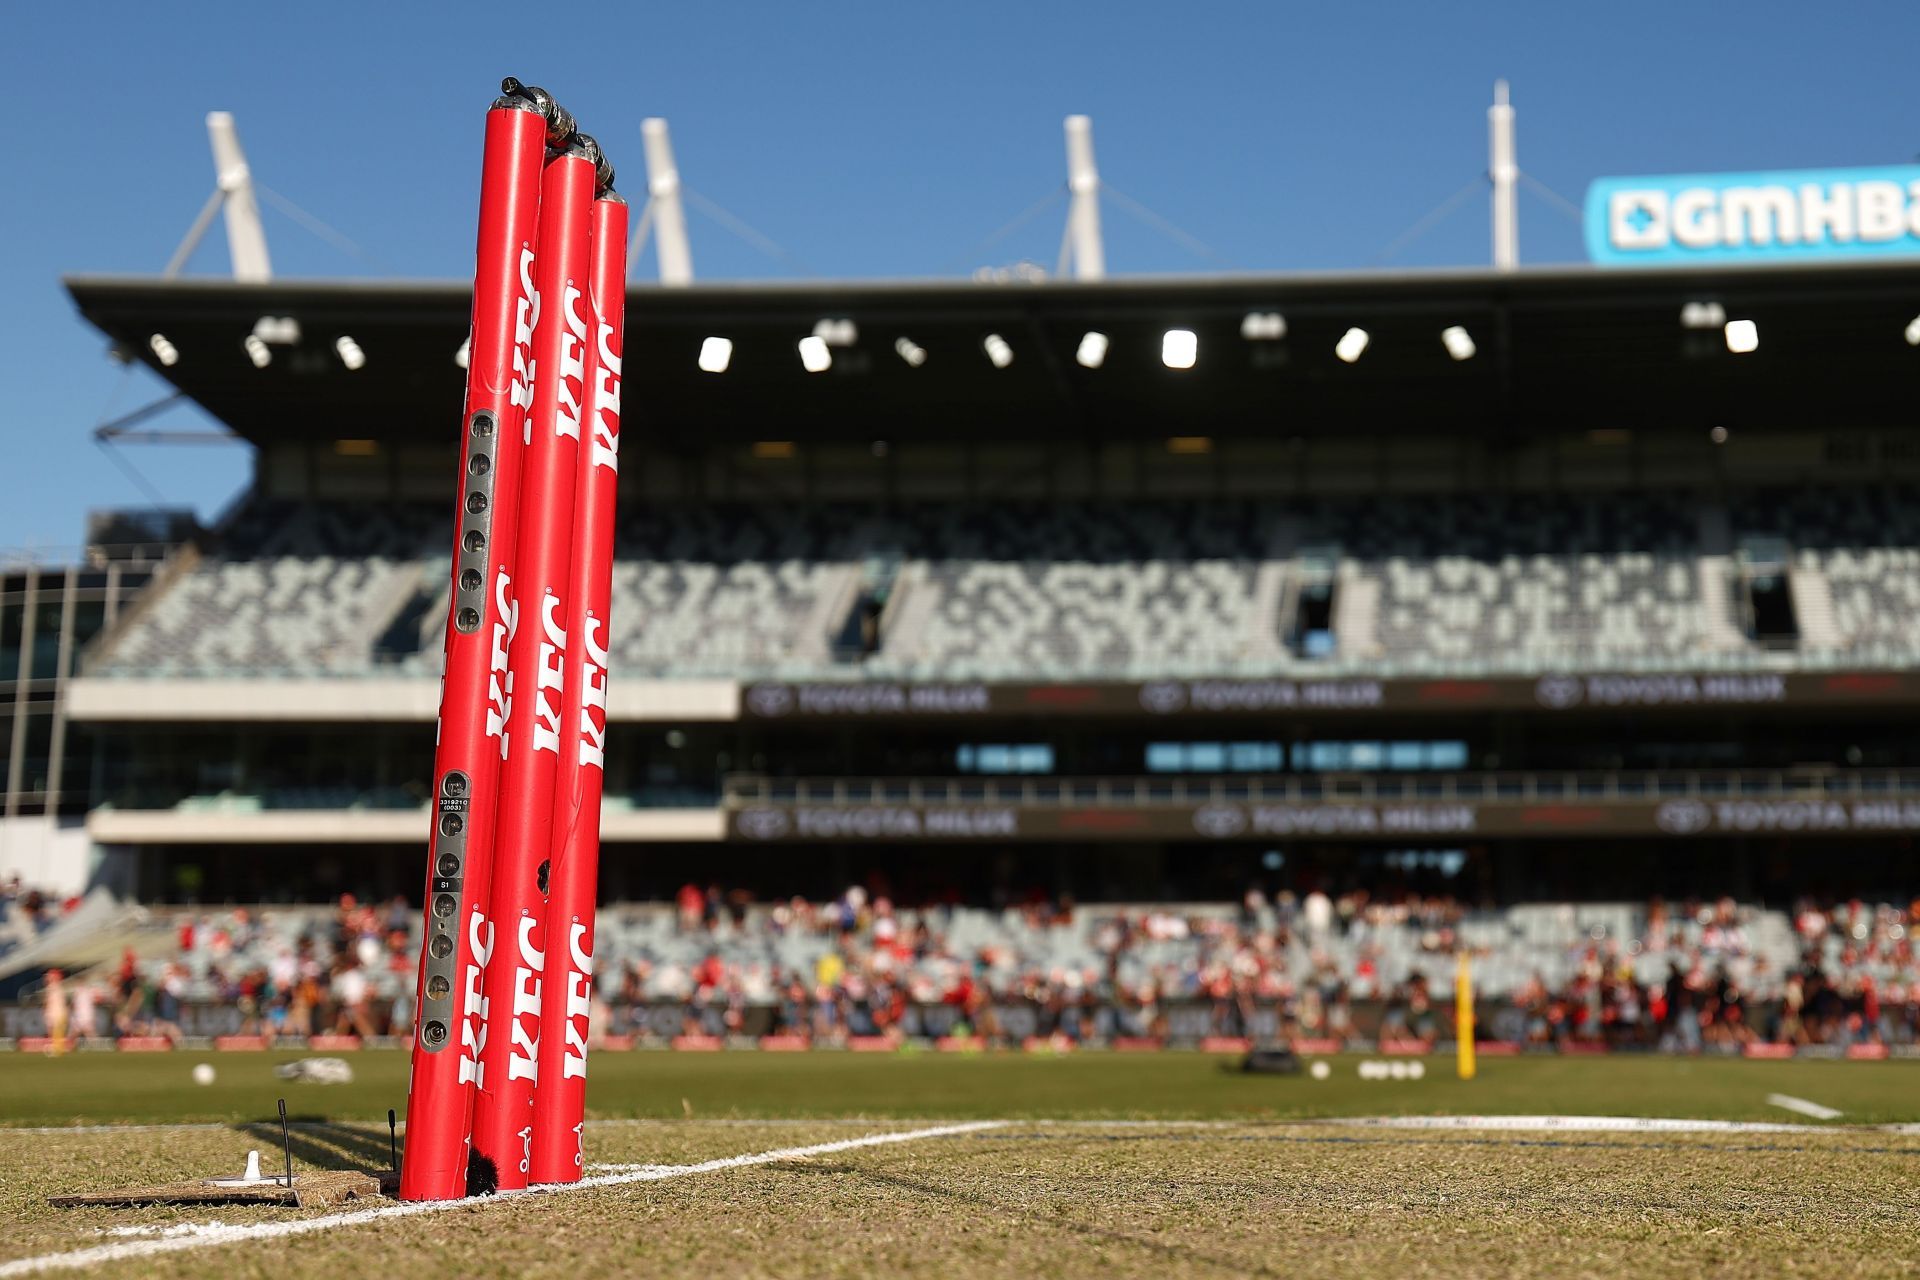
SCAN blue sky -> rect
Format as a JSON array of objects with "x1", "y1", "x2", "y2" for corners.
[{"x1": 4, "y1": 1, "x2": 1917, "y2": 551}]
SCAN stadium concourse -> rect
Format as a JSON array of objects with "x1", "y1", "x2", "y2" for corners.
[{"x1": 4, "y1": 262, "x2": 1918, "y2": 1062}]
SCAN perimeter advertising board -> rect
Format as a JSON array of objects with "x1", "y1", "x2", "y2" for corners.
[
  {"x1": 738, "y1": 670, "x2": 1920, "y2": 721},
  {"x1": 727, "y1": 796, "x2": 1920, "y2": 843}
]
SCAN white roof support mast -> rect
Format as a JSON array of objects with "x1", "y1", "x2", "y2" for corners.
[
  {"x1": 641, "y1": 118, "x2": 694, "y2": 285},
  {"x1": 206, "y1": 112, "x2": 271, "y2": 281},
  {"x1": 1062, "y1": 114, "x2": 1105, "y2": 281},
  {"x1": 1488, "y1": 80, "x2": 1518, "y2": 271}
]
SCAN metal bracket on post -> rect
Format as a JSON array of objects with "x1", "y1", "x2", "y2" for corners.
[
  {"x1": 452, "y1": 411, "x2": 498, "y2": 634},
  {"x1": 419, "y1": 768, "x2": 470, "y2": 1053}
]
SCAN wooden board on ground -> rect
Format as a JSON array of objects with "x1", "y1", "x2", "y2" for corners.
[{"x1": 49, "y1": 1169, "x2": 387, "y2": 1210}]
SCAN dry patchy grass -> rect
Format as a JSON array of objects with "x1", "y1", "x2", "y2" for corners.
[{"x1": 7, "y1": 1121, "x2": 1920, "y2": 1278}]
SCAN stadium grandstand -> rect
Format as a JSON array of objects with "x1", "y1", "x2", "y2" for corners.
[
  {"x1": 1, "y1": 257, "x2": 1908, "y2": 1047},
  {"x1": 4, "y1": 98, "x2": 1918, "y2": 1050}
]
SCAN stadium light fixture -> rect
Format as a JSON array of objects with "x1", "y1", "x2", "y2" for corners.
[
  {"x1": 982, "y1": 333, "x2": 1014, "y2": 368},
  {"x1": 1161, "y1": 329, "x2": 1198, "y2": 370},
  {"x1": 812, "y1": 318, "x2": 857, "y2": 347},
  {"x1": 1681, "y1": 301, "x2": 1727, "y2": 330},
  {"x1": 698, "y1": 336, "x2": 734, "y2": 373},
  {"x1": 243, "y1": 334, "x2": 272, "y2": 368},
  {"x1": 148, "y1": 333, "x2": 179, "y2": 367},
  {"x1": 453, "y1": 336, "x2": 471, "y2": 370},
  {"x1": 1075, "y1": 331, "x2": 1109, "y2": 369},
  {"x1": 797, "y1": 334, "x2": 832, "y2": 373},
  {"x1": 1240, "y1": 311, "x2": 1286, "y2": 341},
  {"x1": 1905, "y1": 315, "x2": 1920, "y2": 347},
  {"x1": 894, "y1": 337, "x2": 928, "y2": 367},
  {"x1": 251, "y1": 316, "x2": 301, "y2": 345},
  {"x1": 1440, "y1": 326, "x2": 1476, "y2": 361},
  {"x1": 335, "y1": 335, "x2": 366, "y2": 371},
  {"x1": 1334, "y1": 327, "x2": 1369, "y2": 364},
  {"x1": 1724, "y1": 319, "x2": 1758, "y2": 354}
]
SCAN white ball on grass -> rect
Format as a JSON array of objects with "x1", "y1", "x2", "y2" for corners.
[
  {"x1": 1408, "y1": 1060, "x2": 1426, "y2": 1080},
  {"x1": 192, "y1": 1063, "x2": 216, "y2": 1086},
  {"x1": 1388, "y1": 1060, "x2": 1409, "y2": 1080},
  {"x1": 1309, "y1": 1060, "x2": 1331, "y2": 1081}
]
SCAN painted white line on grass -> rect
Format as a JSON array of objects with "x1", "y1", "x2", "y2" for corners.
[
  {"x1": 1765, "y1": 1093, "x2": 1843, "y2": 1121},
  {"x1": 1339, "y1": 1114, "x2": 1848, "y2": 1135},
  {"x1": 0, "y1": 1120, "x2": 1004, "y2": 1277}
]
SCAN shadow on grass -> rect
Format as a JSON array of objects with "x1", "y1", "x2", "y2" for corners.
[
  {"x1": 232, "y1": 1118, "x2": 397, "y2": 1174},
  {"x1": 782, "y1": 1154, "x2": 1284, "y2": 1279}
]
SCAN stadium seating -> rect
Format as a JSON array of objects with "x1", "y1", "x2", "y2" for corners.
[
  {"x1": 1733, "y1": 487, "x2": 1920, "y2": 659},
  {"x1": 97, "y1": 501, "x2": 442, "y2": 676},
  {"x1": 1331, "y1": 492, "x2": 1709, "y2": 666},
  {"x1": 88, "y1": 487, "x2": 1920, "y2": 679},
  {"x1": 50, "y1": 888, "x2": 1911, "y2": 1052},
  {"x1": 139, "y1": 896, "x2": 1832, "y2": 1006}
]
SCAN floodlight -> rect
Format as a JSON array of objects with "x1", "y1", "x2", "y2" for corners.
[
  {"x1": 1724, "y1": 319, "x2": 1758, "y2": 354},
  {"x1": 243, "y1": 334, "x2": 271, "y2": 368},
  {"x1": 982, "y1": 333, "x2": 1013, "y2": 368},
  {"x1": 1681, "y1": 301, "x2": 1727, "y2": 330},
  {"x1": 812, "y1": 318, "x2": 858, "y2": 347},
  {"x1": 699, "y1": 336, "x2": 734, "y2": 373},
  {"x1": 1334, "y1": 327, "x2": 1369, "y2": 363},
  {"x1": 894, "y1": 337, "x2": 927, "y2": 367},
  {"x1": 335, "y1": 335, "x2": 366, "y2": 371},
  {"x1": 1240, "y1": 311, "x2": 1286, "y2": 341},
  {"x1": 148, "y1": 333, "x2": 179, "y2": 367},
  {"x1": 798, "y1": 335, "x2": 832, "y2": 373},
  {"x1": 1161, "y1": 329, "x2": 1197, "y2": 370},
  {"x1": 251, "y1": 316, "x2": 301, "y2": 345},
  {"x1": 1440, "y1": 326, "x2": 1476, "y2": 361},
  {"x1": 1075, "y1": 331, "x2": 1109, "y2": 369}
]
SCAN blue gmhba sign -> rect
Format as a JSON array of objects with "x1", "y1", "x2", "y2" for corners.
[{"x1": 1585, "y1": 165, "x2": 1920, "y2": 266}]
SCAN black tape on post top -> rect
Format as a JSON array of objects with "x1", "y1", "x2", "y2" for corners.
[
  {"x1": 498, "y1": 77, "x2": 577, "y2": 147},
  {"x1": 574, "y1": 133, "x2": 616, "y2": 196}
]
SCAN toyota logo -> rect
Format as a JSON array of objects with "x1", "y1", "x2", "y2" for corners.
[
  {"x1": 735, "y1": 809, "x2": 791, "y2": 840},
  {"x1": 744, "y1": 684, "x2": 794, "y2": 717},
  {"x1": 1535, "y1": 676, "x2": 1584, "y2": 709},
  {"x1": 1139, "y1": 682, "x2": 1187, "y2": 714},
  {"x1": 1655, "y1": 800, "x2": 1712, "y2": 835},
  {"x1": 1191, "y1": 804, "x2": 1248, "y2": 838}
]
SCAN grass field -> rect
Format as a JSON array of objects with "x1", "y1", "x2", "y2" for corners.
[{"x1": 3, "y1": 1050, "x2": 1917, "y2": 1277}]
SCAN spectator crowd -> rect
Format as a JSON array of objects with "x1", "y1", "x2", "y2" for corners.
[{"x1": 15, "y1": 883, "x2": 1920, "y2": 1053}]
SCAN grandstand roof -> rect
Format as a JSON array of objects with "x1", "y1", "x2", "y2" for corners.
[{"x1": 66, "y1": 261, "x2": 1920, "y2": 447}]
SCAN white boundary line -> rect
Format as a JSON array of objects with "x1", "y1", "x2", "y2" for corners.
[
  {"x1": 1765, "y1": 1093, "x2": 1843, "y2": 1121},
  {"x1": 1337, "y1": 1114, "x2": 1850, "y2": 1135},
  {"x1": 0, "y1": 1121, "x2": 1004, "y2": 1278}
]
